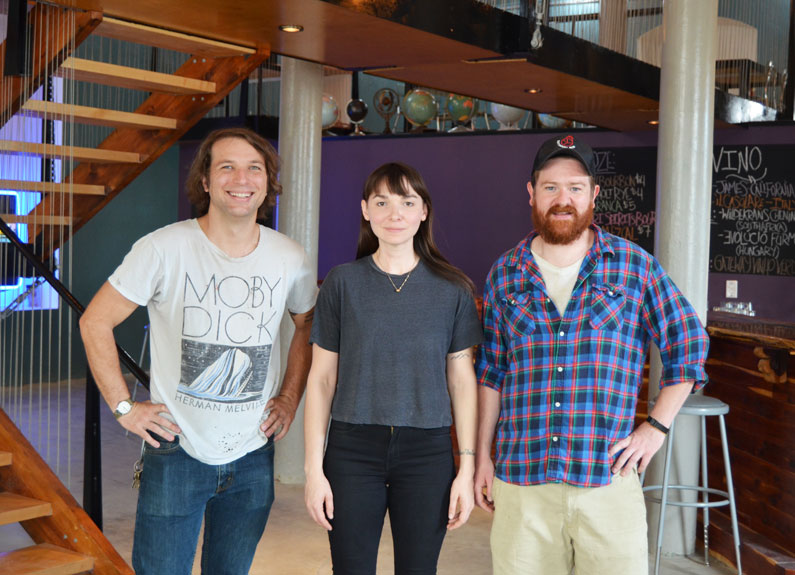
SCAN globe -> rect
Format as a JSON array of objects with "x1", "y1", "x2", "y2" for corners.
[
  {"x1": 346, "y1": 99, "x2": 368, "y2": 124},
  {"x1": 321, "y1": 94, "x2": 339, "y2": 130},
  {"x1": 401, "y1": 89, "x2": 437, "y2": 127},
  {"x1": 537, "y1": 113, "x2": 573, "y2": 130},
  {"x1": 373, "y1": 88, "x2": 399, "y2": 133},
  {"x1": 374, "y1": 88, "x2": 398, "y2": 116},
  {"x1": 446, "y1": 94, "x2": 478, "y2": 124},
  {"x1": 489, "y1": 103, "x2": 525, "y2": 130}
]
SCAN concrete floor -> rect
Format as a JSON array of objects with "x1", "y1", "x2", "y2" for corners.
[{"x1": 1, "y1": 381, "x2": 738, "y2": 574}]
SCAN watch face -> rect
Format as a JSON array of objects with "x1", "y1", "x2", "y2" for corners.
[{"x1": 116, "y1": 400, "x2": 133, "y2": 416}]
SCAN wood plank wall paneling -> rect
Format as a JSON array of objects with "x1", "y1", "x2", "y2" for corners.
[{"x1": 703, "y1": 331, "x2": 795, "y2": 573}]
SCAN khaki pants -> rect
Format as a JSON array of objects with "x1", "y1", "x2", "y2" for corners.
[{"x1": 491, "y1": 471, "x2": 648, "y2": 575}]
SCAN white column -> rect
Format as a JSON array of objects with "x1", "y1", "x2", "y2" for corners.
[
  {"x1": 275, "y1": 56, "x2": 323, "y2": 484},
  {"x1": 598, "y1": 0, "x2": 628, "y2": 54},
  {"x1": 646, "y1": 0, "x2": 718, "y2": 556}
]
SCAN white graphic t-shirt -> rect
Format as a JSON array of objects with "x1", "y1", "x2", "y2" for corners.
[{"x1": 109, "y1": 219, "x2": 317, "y2": 464}]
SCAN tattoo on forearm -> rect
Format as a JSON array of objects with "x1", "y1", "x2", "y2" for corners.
[
  {"x1": 450, "y1": 351, "x2": 471, "y2": 360},
  {"x1": 289, "y1": 308, "x2": 314, "y2": 324}
]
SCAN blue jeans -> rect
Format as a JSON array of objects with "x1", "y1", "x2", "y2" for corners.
[
  {"x1": 132, "y1": 435, "x2": 275, "y2": 575},
  {"x1": 323, "y1": 420, "x2": 455, "y2": 575}
]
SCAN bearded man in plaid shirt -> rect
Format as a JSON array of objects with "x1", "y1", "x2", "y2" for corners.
[{"x1": 474, "y1": 135, "x2": 710, "y2": 575}]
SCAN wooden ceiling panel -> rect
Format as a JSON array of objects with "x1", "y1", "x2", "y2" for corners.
[
  {"x1": 47, "y1": 0, "x2": 498, "y2": 69},
  {"x1": 42, "y1": 0, "x2": 762, "y2": 131}
]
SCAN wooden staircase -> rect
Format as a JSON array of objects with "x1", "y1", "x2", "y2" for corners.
[
  {"x1": 0, "y1": 4, "x2": 269, "y2": 256},
  {"x1": 0, "y1": 5, "x2": 271, "y2": 573},
  {"x1": 0, "y1": 407, "x2": 125, "y2": 574}
]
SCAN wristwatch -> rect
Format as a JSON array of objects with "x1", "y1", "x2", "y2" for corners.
[{"x1": 113, "y1": 398, "x2": 135, "y2": 420}]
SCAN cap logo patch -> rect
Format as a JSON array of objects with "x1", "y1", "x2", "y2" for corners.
[{"x1": 557, "y1": 135, "x2": 575, "y2": 148}]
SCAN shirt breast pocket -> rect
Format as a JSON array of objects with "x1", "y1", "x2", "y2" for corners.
[
  {"x1": 589, "y1": 284, "x2": 626, "y2": 331},
  {"x1": 500, "y1": 292, "x2": 536, "y2": 339}
]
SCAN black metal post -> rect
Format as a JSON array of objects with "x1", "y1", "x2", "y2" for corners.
[
  {"x1": 150, "y1": 47, "x2": 159, "y2": 73},
  {"x1": 782, "y1": 0, "x2": 795, "y2": 120},
  {"x1": 83, "y1": 370, "x2": 103, "y2": 530},
  {"x1": 43, "y1": 77, "x2": 55, "y2": 183},
  {"x1": 4, "y1": 0, "x2": 29, "y2": 77},
  {"x1": 239, "y1": 70, "x2": 249, "y2": 120}
]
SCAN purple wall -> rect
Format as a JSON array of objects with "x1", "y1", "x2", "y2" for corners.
[{"x1": 318, "y1": 127, "x2": 795, "y2": 323}]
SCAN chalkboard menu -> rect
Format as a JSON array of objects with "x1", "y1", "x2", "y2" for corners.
[
  {"x1": 592, "y1": 147, "x2": 657, "y2": 254},
  {"x1": 711, "y1": 145, "x2": 795, "y2": 276}
]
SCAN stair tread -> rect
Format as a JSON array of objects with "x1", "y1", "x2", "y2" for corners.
[
  {"x1": 0, "y1": 493, "x2": 52, "y2": 525},
  {"x1": 0, "y1": 214, "x2": 73, "y2": 226},
  {"x1": 0, "y1": 180, "x2": 105, "y2": 196},
  {"x1": 22, "y1": 100, "x2": 179, "y2": 131},
  {"x1": 0, "y1": 542, "x2": 94, "y2": 575},
  {"x1": 59, "y1": 57, "x2": 216, "y2": 95},
  {"x1": 95, "y1": 17, "x2": 255, "y2": 57},
  {"x1": 0, "y1": 140, "x2": 143, "y2": 164}
]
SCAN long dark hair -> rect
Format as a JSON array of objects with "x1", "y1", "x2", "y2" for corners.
[
  {"x1": 185, "y1": 127, "x2": 282, "y2": 219},
  {"x1": 356, "y1": 162, "x2": 475, "y2": 295}
]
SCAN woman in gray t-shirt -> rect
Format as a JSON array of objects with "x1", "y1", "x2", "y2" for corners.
[{"x1": 304, "y1": 162, "x2": 482, "y2": 574}]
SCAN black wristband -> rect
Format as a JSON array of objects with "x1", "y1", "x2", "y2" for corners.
[{"x1": 646, "y1": 415, "x2": 669, "y2": 435}]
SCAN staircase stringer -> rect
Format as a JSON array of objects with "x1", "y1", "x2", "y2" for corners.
[
  {"x1": 29, "y1": 46, "x2": 270, "y2": 252},
  {"x1": 0, "y1": 407, "x2": 134, "y2": 575}
]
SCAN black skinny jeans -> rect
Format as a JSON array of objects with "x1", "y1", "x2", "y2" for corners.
[{"x1": 323, "y1": 420, "x2": 456, "y2": 575}]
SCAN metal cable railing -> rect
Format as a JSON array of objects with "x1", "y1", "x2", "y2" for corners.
[{"x1": 0, "y1": 215, "x2": 149, "y2": 528}]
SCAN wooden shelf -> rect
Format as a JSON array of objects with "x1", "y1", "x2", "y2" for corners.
[
  {"x1": 95, "y1": 17, "x2": 256, "y2": 57},
  {"x1": 0, "y1": 180, "x2": 106, "y2": 196},
  {"x1": 58, "y1": 57, "x2": 216, "y2": 95},
  {"x1": 0, "y1": 214, "x2": 73, "y2": 226},
  {"x1": 22, "y1": 100, "x2": 179, "y2": 131},
  {"x1": 0, "y1": 493, "x2": 52, "y2": 526},
  {"x1": 0, "y1": 140, "x2": 143, "y2": 164},
  {"x1": 0, "y1": 542, "x2": 93, "y2": 575}
]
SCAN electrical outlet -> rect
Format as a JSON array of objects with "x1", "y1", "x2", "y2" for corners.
[{"x1": 725, "y1": 280, "x2": 738, "y2": 299}]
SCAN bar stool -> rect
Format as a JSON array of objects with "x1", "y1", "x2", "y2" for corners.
[{"x1": 641, "y1": 395, "x2": 742, "y2": 575}]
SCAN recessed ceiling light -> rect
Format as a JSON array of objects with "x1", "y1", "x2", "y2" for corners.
[
  {"x1": 279, "y1": 24, "x2": 304, "y2": 33},
  {"x1": 525, "y1": 88, "x2": 542, "y2": 94},
  {"x1": 648, "y1": 119, "x2": 659, "y2": 125}
]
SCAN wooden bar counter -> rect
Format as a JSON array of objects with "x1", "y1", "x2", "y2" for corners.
[{"x1": 703, "y1": 312, "x2": 795, "y2": 574}]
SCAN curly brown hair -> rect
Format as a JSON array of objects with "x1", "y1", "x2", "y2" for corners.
[{"x1": 185, "y1": 127, "x2": 282, "y2": 219}]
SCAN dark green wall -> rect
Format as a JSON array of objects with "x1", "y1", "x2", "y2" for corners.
[{"x1": 65, "y1": 147, "x2": 180, "y2": 378}]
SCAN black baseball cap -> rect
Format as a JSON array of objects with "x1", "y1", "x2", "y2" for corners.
[{"x1": 531, "y1": 135, "x2": 596, "y2": 182}]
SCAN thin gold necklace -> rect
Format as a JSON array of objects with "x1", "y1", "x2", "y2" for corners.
[
  {"x1": 385, "y1": 270, "x2": 412, "y2": 292},
  {"x1": 374, "y1": 253, "x2": 416, "y2": 293}
]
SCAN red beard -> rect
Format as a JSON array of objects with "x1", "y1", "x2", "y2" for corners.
[{"x1": 532, "y1": 203, "x2": 593, "y2": 245}]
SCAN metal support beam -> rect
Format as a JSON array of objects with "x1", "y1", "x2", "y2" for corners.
[{"x1": 3, "y1": 0, "x2": 29, "y2": 77}]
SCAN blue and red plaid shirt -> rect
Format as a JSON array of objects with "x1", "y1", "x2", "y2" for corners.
[{"x1": 476, "y1": 225, "x2": 709, "y2": 488}]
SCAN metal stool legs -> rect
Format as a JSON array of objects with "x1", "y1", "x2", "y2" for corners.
[
  {"x1": 719, "y1": 413, "x2": 743, "y2": 574},
  {"x1": 642, "y1": 397, "x2": 742, "y2": 575}
]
